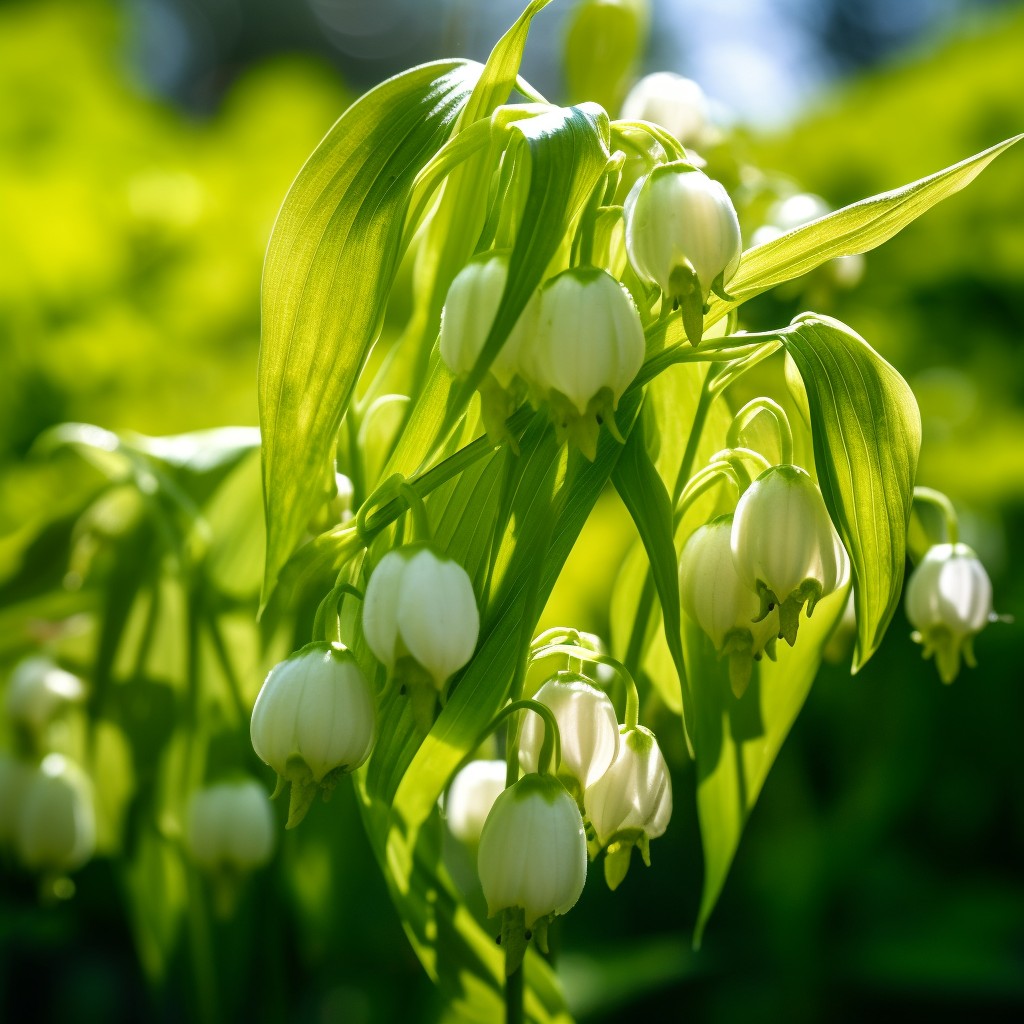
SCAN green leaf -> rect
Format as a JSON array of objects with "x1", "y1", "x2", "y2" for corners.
[
  {"x1": 258, "y1": 60, "x2": 481, "y2": 603},
  {"x1": 611, "y1": 403, "x2": 692, "y2": 737},
  {"x1": 782, "y1": 313, "x2": 921, "y2": 671},
  {"x1": 690, "y1": 583, "x2": 850, "y2": 945},
  {"x1": 565, "y1": 0, "x2": 649, "y2": 115},
  {"x1": 706, "y1": 133, "x2": 1023, "y2": 326}
]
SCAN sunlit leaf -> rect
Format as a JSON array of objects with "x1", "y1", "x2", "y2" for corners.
[
  {"x1": 690, "y1": 584, "x2": 850, "y2": 945},
  {"x1": 612, "y1": 405, "x2": 692, "y2": 734},
  {"x1": 705, "y1": 133, "x2": 1023, "y2": 326},
  {"x1": 258, "y1": 60, "x2": 481, "y2": 602},
  {"x1": 782, "y1": 314, "x2": 921, "y2": 670}
]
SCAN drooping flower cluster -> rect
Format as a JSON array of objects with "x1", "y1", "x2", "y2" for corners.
[
  {"x1": 363, "y1": 543, "x2": 480, "y2": 731},
  {"x1": 438, "y1": 163, "x2": 742, "y2": 456},
  {"x1": 457, "y1": 647, "x2": 672, "y2": 954},
  {"x1": 680, "y1": 464, "x2": 849, "y2": 696}
]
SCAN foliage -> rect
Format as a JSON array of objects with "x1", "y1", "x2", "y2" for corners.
[{"x1": 2, "y1": 2, "x2": 1024, "y2": 1023}]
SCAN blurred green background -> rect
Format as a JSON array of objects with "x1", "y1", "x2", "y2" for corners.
[{"x1": 2, "y1": 0, "x2": 1023, "y2": 1021}]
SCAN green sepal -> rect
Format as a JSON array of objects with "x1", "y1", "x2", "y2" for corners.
[
  {"x1": 547, "y1": 385, "x2": 624, "y2": 461},
  {"x1": 668, "y1": 262, "x2": 703, "y2": 345},
  {"x1": 478, "y1": 374, "x2": 520, "y2": 453},
  {"x1": 727, "y1": 650, "x2": 753, "y2": 699},
  {"x1": 532, "y1": 916, "x2": 550, "y2": 956},
  {"x1": 286, "y1": 779, "x2": 318, "y2": 829},
  {"x1": 603, "y1": 840, "x2": 633, "y2": 890},
  {"x1": 710, "y1": 269, "x2": 736, "y2": 303},
  {"x1": 405, "y1": 676, "x2": 440, "y2": 736},
  {"x1": 270, "y1": 773, "x2": 287, "y2": 800}
]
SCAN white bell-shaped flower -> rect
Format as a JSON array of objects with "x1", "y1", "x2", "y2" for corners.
[
  {"x1": 5, "y1": 656, "x2": 85, "y2": 734},
  {"x1": 905, "y1": 542, "x2": 994, "y2": 684},
  {"x1": 444, "y1": 759, "x2": 507, "y2": 847},
  {"x1": 625, "y1": 163, "x2": 741, "y2": 308},
  {"x1": 250, "y1": 642, "x2": 375, "y2": 826},
  {"x1": 679, "y1": 515, "x2": 780, "y2": 697},
  {"x1": 186, "y1": 780, "x2": 275, "y2": 874},
  {"x1": 518, "y1": 672, "x2": 619, "y2": 798},
  {"x1": 730, "y1": 465, "x2": 850, "y2": 646},
  {"x1": 522, "y1": 267, "x2": 644, "y2": 460},
  {"x1": 362, "y1": 545, "x2": 479, "y2": 690},
  {"x1": 584, "y1": 725, "x2": 672, "y2": 890},
  {"x1": 477, "y1": 772, "x2": 587, "y2": 928},
  {"x1": 16, "y1": 754, "x2": 96, "y2": 874},
  {"x1": 439, "y1": 253, "x2": 532, "y2": 390},
  {"x1": 620, "y1": 72, "x2": 713, "y2": 150}
]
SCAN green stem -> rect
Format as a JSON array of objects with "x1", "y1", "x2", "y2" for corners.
[
  {"x1": 727, "y1": 397, "x2": 794, "y2": 465},
  {"x1": 913, "y1": 486, "x2": 960, "y2": 546},
  {"x1": 710, "y1": 341, "x2": 784, "y2": 395},
  {"x1": 311, "y1": 582, "x2": 365, "y2": 644},
  {"x1": 398, "y1": 481, "x2": 431, "y2": 542},
  {"x1": 675, "y1": 461, "x2": 741, "y2": 520},
  {"x1": 488, "y1": 698, "x2": 562, "y2": 776},
  {"x1": 529, "y1": 643, "x2": 641, "y2": 730},
  {"x1": 505, "y1": 937, "x2": 525, "y2": 1024},
  {"x1": 672, "y1": 368, "x2": 717, "y2": 505}
]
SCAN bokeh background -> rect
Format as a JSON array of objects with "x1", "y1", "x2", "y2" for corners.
[{"x1": 2, "y1": 0, "x2": 1023, "y2": 1021}]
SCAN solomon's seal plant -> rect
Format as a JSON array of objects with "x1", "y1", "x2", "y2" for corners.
[
  {"x1": 235, "y1": 0, "x2": 1017, "y2": 1017},
  {"x1": 2, "y1": 0, "x2": 1012, "y2": 1016}
]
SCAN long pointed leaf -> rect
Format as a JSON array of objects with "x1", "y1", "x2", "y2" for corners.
[
  {"x1": 705, "y1": 133, "x2": 1022, "y2": 326},
  {"x1": 259, "y1": 60, "x2": 480, "y2": 601},
  {"x1": 782, "y1": 314, "x2": 921, "y2": 671},
  {"x1": 691, "y1": 585, "x2": 850, "y2": 945}
]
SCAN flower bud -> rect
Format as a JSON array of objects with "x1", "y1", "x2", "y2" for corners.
[
  {"x1": 478, "y1": 773, "x2": 587, "y2": 928},
  {"x1": 16, "y1": 754, "x2": 96, "y2": 874},
  {"x1": 905, "y1": 542, "x2": 994, "y2": 684},
  {"x1": 584, "y1": 725, "x2": 671, "y2": 889},
  {"x1": 522, "y1": 267, "x2": 644, "y2": 460},
  {"x1": 186, "y1": 780, "x2": 275, "y2": 874},
  {"x1": 730, "y1": 465, "x2": 849, "y2": 646},
  {"x1": 5, "y1": 656, "x2": 85, "y2": 734},
  {"x1": 444, "y1": 759, "x2": 507, "y2": 847},
  {"x1": 362, "y1": 545, "x2": 479, "y2": 694},
  {"x1": 679, "y1": 515, "x2": 780, "y2": 697},
  {"x1": 518, "y1": 672, "x2": 619, "y2": 798},
  {"x1": 620, "y1": 72, "x2": 713, "y2": 150},
  {"x1": 440, "y1": 253, "x2": 531, "y2": 390},
  {"x1": 624, "y1": 164, "x2": 741, "y2": 342},
  {"x1": 250, "y1": 642, "x2": 375, "y2": 827}
]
